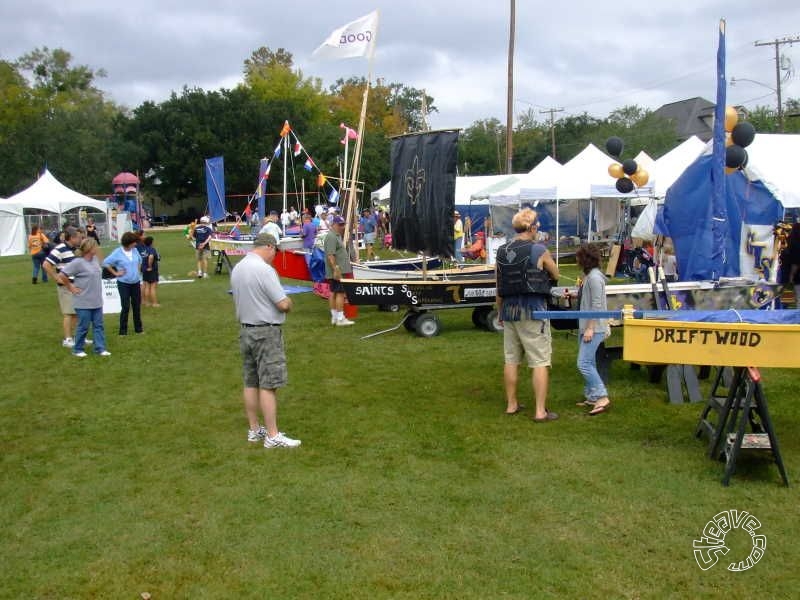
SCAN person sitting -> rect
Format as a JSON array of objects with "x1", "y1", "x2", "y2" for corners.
[{"x1": 460, "y1": 232, "x2": 486, "y2": 261}]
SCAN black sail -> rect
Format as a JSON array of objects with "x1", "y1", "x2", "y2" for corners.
[{"x1": 389, "y1": 130, "x2": 458, "y2": 257}]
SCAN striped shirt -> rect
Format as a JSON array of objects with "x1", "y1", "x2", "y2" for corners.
[{"x1": 44, "y1": 242, "x2": 78, "y2": 281}]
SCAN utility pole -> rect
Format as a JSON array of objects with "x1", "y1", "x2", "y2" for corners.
[
  {"x1": 506, "y1": 0, "x2": 515, "y2": 174},
  {"x1": 540, "y1": 107, "x2": 564, "y2": 159},
  {"x1": 754, "y1": 35, "x2": 800, "y2": 132}
]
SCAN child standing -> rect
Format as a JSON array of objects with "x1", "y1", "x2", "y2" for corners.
[{"x1": 142, "y1": 236, "x2": 161, "y2": 307}]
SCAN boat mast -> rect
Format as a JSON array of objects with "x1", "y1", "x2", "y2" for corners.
[
  {"x1": 506, "y1": 0, "x2": 515, "y2": 174},
  {"x1": 282, "y1": 131, "x2": 288, "y2": 234}
]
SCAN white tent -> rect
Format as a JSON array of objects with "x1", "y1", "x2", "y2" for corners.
[
  {"x1": 652, "y1": 136, "x2": 705, "y2": 198},
  {"x1": 0, "y1": 170, "x2": 110, "y2": 256},
  {"x1": 3, "y1": 169, "x2": 108, "y2": 213},
  {"x1": 743, "y1": 133, "x2": 800, "y2": 208},
  {"x1": 0, "y1": 201, "x2": 26, "y2": 256}
]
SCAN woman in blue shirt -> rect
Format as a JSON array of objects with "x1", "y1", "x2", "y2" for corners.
[{"x1": 103, "y1": 231, "x2": 144, "y2": 335}]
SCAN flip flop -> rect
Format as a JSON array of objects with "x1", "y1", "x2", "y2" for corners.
[
  {"x1": 505, "y1": 404, "x2": 526, "y2": 415},
  {"x1": 588, "y1": 402, "x2": 612, "y2": 416},
  {"x1": 575, "y1": 400, "x2": 595, "y2": 407},
  {"x1": 533, "y1": 411, "x2": 559, "y2": 423}
]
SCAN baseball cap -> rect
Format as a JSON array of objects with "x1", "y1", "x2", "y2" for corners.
[
  {"x1": 453, "y1": 210, "x2": 460, "y2": 217},
  {"x1": 331, "y1": 216, "x2": 346, "y2": 225},
  {"x1": 269, "y1": 210, "x2": 279, "y2": 216},
  {"x1": 200, "y1": 216, "x2": 210, "y2": 223},
  {"x1": 253, "y1": 233, "x2": 278, "y2": 247}
]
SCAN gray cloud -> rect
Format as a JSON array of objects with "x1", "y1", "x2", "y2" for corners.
[{"x1": 1, "y1": 0, "x2": 798, "y2": 129}]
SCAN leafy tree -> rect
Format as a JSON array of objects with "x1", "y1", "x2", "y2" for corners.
[{"x1": 458, "y1": 119, "x2": 505, "y2": 175}]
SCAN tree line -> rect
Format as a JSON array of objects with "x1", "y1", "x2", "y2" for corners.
[{"x1": 1, "y1": 46, "x2": 797, "y2": 213}]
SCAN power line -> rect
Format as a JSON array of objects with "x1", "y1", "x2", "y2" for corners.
[
  {"x1": 539, "y1": 107, "x2": 564, "y2": 159},
  {"x1": 754, "y1": 35, "x2": 800, "y2": 131}
]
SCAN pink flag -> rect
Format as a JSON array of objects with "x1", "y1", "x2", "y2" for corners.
[
  {"x1": 293, "y1": 142, "x2": 302, "y2": 157},
  {"x1": 340, "y1": 122, "x2": 359, "y2": 144}
]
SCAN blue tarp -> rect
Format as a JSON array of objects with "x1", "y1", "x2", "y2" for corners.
[
  {"x1": 663, "y1": 154, "x2": 783, "y2": 281},
  {"x1": 658, "y1": 309, "x2": 800, "y2": 325}
]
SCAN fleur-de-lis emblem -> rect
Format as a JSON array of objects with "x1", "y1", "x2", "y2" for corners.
[{"x1": 405, "y1": 155, "x2": 425, "y2": 205}]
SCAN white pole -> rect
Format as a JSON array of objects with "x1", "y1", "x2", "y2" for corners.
[{"x1": 282, "y1": 133, "x2": 288, "y2": 234}]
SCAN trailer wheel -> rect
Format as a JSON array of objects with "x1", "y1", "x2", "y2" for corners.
[
  {"x1": 485, "y1": 309, "x2": 503, "y2": 332},
  {"x1": 403, "y1": 313, "x2": 419, "y2": 332},
  {"x1": 415, "y1": 313, "x2": 441, "y2": 338},
  {"x1": 472, "y1": 306, "x2": 490, "y2": 328}
]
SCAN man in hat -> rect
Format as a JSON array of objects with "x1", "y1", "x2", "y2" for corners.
[
  {"x1": 453, "y1": 210, "x2": 464, "y2": 261},
  {"x1": 192, "y1": 215, "x2": 214, "y2": 278},
  {"x1": 230, "y1": 232, "x2": 300, "y2": 449},
  {"x1": 43, "y1": 226, "x2": 85, "y2": 347},
  {"x1": 359, "y1": 208, "x2": 378, "y2": 261},
  {"x1": 324, "y1": 216, "x2": 355, "y2": 326}
]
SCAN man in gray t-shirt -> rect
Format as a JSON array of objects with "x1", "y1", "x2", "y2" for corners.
[{"x1": 230, "y1": 233, "x2": 300, "y2": 449}]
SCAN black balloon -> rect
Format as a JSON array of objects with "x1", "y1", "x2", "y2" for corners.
[
  {"x1": 616, "y1": 177, "x2": 634, "y2": 194},
  {"x1": 731, "y1": 122, "x2": 756, "y2": 148},
  {"x1": 725, "y1": 145, "x2": 747, "y2": 169},
  {"x1": 622, "y1": 159, "x2": 638, "y2": 176},
  {"x1": 605, "y1": 136, "x2": 624, "y2": 157}
]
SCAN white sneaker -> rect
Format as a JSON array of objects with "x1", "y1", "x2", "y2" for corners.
[
  {"x1": 98, "y1": 351, "x2": 111, "y2": 357},
  {"x1": 247, "y1": 426, "x2": 267, "y2": 443},
  {"x1": 62, "y1": 337, "x2": 75, "y2": 348},
  {"x1": 336, "y1": 318, "x2": 355, "y2": 326},
  {"x1": 331, "y1": 315, "x2": 337, "y2": 325},
  {"x1": 264, "y1": 432, "x2": 301, "y2": 448},
  {"x1": 74, "y1": 351, "x2": 87, "y2": 358},
  {"x1": 202, "y1": 273, "x2": 209, "y2": 279}
]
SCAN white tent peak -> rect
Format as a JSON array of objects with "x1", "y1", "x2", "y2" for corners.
[{"x1": 4, "y1": 169, "x2": 107, "y2": 213}]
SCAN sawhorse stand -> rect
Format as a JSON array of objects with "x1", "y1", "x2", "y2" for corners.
[
  {"x1": 696, "y1": 367, "x2": 789, "y2": 486},
  {"x1": 213, "y1": 250, "x2": 233, "y2": 275}
]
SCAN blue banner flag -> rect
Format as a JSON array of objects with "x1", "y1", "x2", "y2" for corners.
[
  {"x1": 710, "y1": 19, "x2": 727, "y2": 280},
  {"x1": 257, "y1": 158, "x2": 269, "y2": 221},
  {"x1": 205, "y1": 156, "x2": 226, "y2": 223}
]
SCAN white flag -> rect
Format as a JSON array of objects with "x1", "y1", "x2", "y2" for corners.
[{"x1": 312, "y1": 10, "x2": 378, "y2": 60}]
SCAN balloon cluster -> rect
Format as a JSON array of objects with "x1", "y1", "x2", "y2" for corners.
[
  {"x1": 605, "y1": 137, "x2": 649, "y2": 194},
  {"x1": 723, "y1": 107, "x2": 755, "y2": 174}
]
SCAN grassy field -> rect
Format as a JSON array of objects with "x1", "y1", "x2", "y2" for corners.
[{"x1": 1, "y1": 230, "x2": 798, "y2": 599}]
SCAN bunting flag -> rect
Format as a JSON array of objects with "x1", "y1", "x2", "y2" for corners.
[
  {"x1": 312, "y1": 10, "x2": 379, "y2": 60},
  {"x1": 318, "y1": 173, "x2": 327, "y2": 187},
  {"x1": 293, "y1": 142, "x2": 302, "y2": 157},
  {"x1": 304, "y1": 157, "x2": 315, "y2": 172},
  {"x1": 340, "y1": 122, "x2": 359, "y2": 144},
  {"x1": 273, "y1": 143, "x2": 282, "y2": 159},
  {"x1": 243, "y1": 203, "x2": 252, "y2": 218},
  {"x1": 280, "y1": 120, "x2": 291, "y2": 137},
  {"x1": 328, "y1": 188, "x2": 340, "y2": 204}
]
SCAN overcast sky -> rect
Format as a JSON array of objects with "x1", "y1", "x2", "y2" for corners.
[{"x1": 2, "y1": 0, "x2": 798, "y2": 131}]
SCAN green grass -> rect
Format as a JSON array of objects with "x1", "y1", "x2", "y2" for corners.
[{"x1": 1, "y1": 231, "x2": 799, "y2": 599}]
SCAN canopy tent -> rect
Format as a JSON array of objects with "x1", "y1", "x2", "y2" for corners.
[
  {"x1": 743, "y1": 133, "x2": 800, "y2": 208},
  {"x1": 3, "y1": 169, "x2": 108, "y2": 214},
  {"x1": 652, "y1": 136, "x2": 706, "y2": 198},
  {"x1": 0, "y1": 170, "x2": 110, "y2": 255},
  {"x1": 0, "y1": 201, "x2": 26, "y2": 256}
]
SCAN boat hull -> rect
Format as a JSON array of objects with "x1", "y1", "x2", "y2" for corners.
[
  {"x1": 343, "y1": 277, "x2": 497, "y2": 307},
  {"x1": 209, "y1": 237, "x2": 311, "y2": 280},
  {"x1": 552, "y1": 279, "x2": 782, "y2": 311}
]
